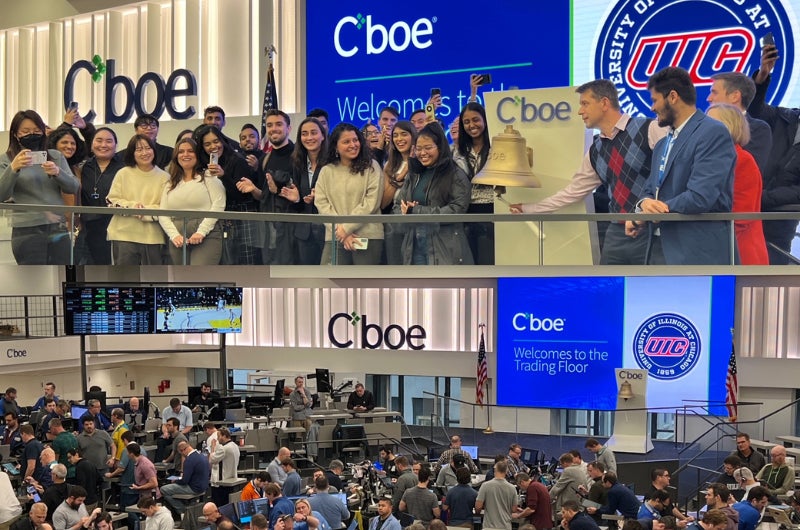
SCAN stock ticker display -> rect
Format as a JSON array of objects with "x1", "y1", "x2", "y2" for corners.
[{"x1": 64, "y1": 285, "x2": 155, "y2": 335}]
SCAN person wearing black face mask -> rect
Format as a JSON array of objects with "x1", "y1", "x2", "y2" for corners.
[{"x1": 0, "y1": 109, "x2": 79, "y2": 264}]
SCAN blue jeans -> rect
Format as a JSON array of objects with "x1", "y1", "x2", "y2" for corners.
[{"x1": 160, "y1": 483, "x2": 198, "y2": 514}]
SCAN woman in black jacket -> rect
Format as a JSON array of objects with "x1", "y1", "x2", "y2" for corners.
[{"x1": 394, "y1": 123, "x2": 473, "y2": 265}]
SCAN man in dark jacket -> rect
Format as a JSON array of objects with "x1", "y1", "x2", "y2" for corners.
[
  {"x1": 587, "y1": 472, "x2": 641, "y2": 520},
  {"x1": 748, "y1": 43, "x2": 800, "y2": 263}
]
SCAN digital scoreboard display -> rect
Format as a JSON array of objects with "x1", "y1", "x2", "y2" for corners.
[
  {"x1": 63, "y1": 284, "x2": 243, "y2": 336},
  {"x1": 64, "y1": 286, "x2": 155, "y2": 335}
]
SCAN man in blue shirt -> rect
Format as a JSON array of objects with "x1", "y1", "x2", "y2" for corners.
[
  {"x1": 732, "y1": 486, "x2": 769, "y2": 530},
  {"x1": 444, "y1": 467, "x2": 479, "y2": 526},
  {"x1": 309, "y1": 476, "x2": 350, "y2": 529},
  {"x1": 160, "y1": 441, "x2": 210, "y2": 519},
  {"x1": 32, "y1": 383, "x2": 58, "y2": 411},
  {"x1": 560, "y1": 500, "x2": 599, "y2": 530},
  {"x1": 586, "y1": 472, "x2": 641, "y2": 519},
  {"x1": 639, "y1": 489, "x2": 670, "y2": 520},
  {"x1": 281, "y1": 458, "x2": 302, "y2": 497},
  {"x1": 368, "y1": 498, "x2": 400, "y2": 530},
  {"x1": 266, "y1": 482, "x2": 295, "y2": 529}
]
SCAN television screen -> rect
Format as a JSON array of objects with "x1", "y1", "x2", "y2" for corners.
[
  {"x1": 63, "y1": 285, "x2": 154, "y2": 335},
  {"x1": 155, "y1": 287, "x2": 243, "y2": 333},
  {"x1": 496, "y1": 276, "x2": 736, "y2": 413}
]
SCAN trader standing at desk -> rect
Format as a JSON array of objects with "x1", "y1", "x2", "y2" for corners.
[
  {"x1": 346, "y1": 384, "x2": 375, "y2": 412},
  {"x1": 290, "y1": 376, "x2": 312, "y2": 431}
]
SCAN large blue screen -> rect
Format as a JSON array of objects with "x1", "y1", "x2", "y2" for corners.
[
  {"x1": 496, "y1": 276, "x2": 736, "y2": 413},
  {"x1": 305, "y1": 0, "x2": 571, "y2": 127}
]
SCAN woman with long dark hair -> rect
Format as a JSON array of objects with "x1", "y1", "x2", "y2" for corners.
[
  {"x1": 281, "y1": 117, "x2": 328, "y2": 264},
  {"x1": 193, "y1": 124, "x2": 259, "y2": 265},
  {"x1": 0, "y1": 109, "x2": 79, "y2": 264},
  {"x1": 106, "y1": 134, "x2": 169, "y2": 264},
  {"x1": 77, "y1": 127, "x2": 123, "y2": 264},
  {"x1": 455, "y1": 101, "x2": 494, "y2": 264},
  {"x1": 394, "y1": 123, "x2": 472, "y2": 265},
  {"x1": 382, "y1": 120, "x2": 417, "y2": 264},
  {"x1": 158, "y1": 138, "x2": 226, "y2": 265},
  {"x1": 315, "y1": 123, "x2": 384, "y2": 265}
]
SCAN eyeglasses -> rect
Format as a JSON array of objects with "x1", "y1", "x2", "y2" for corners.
[
  {"x1": 364, "y1": 130, "x2": 380, "y2": 136},
  {"x1": 416, "y1": 144, "x2": 438, "y2": 153},
  {"x1": 138, "y1": 122, "x2": 158, "y2": 129}
]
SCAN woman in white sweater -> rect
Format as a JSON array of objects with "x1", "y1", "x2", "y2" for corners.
[
  {"x1": 106, "y1": 134, "x2": 169, "y2": 264},
  {"x1": 158, "y1": 138, "x2": 226, "y2": 265},
  {"x1": 315, "y1": 123, "x2": 384, "y2": 265}
]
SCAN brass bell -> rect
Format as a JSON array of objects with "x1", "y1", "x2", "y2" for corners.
[
  {"x1": 472, "y1": 125, "x2": 541, "y2": 188},
  {"x1": 618, "y1": 380, "x2": 635, "y2": 401}
]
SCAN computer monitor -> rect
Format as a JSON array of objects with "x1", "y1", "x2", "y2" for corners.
[
  {"x1": 84, "y1": 390, "x2": 107, "y2": 412},
  {"x1": 245, "y1": 395, "x2": 273, "y2": 416},
  {"x1": 252, "y1": 497, "x2": 270, "y2": 517},
  {"x1": 217, "y1": 396, "x2": 243, "y2": 409},
  {"x1": 219, "y1": 503, "x2": 238, "y2": 524},
  {"x1": 125, "y1": 413, "x2": 142, "y2": 428},
  {"x1": 461, "y1": 445, "x2": 479, "y2": 459},
  {"x1": 142, "y1": 387, "x2": 151, "y2": 419},
  {"x1": 237, "y1": 500, "x2": 255, "y2": 524},
  {"x1": 187, "y1": 386, "x2": 202, "y2": 407},
  {"x1": 71, "y1": 405, "x2": 88, "y2": 420},
  {"x1": 520, "y1": 448, "x2": 539, "y2": 466},
  {"x1": 272, "y1": 379, "x2": 285, "y2": 409},
  {"x1": 315, "y1": 368, "x2": 332, "y2": 393}
]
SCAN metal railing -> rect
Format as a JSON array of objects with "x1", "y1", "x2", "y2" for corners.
[{"x1": 2, "y1": 202, "x2": 799, "y2": 266}]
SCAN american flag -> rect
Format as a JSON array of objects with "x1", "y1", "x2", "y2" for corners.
[
  {"x1": 260, "y1": 62, "x2": 278, "y2": 150},
  {"x1": 726, "y1": 342, "x2": 738, "y2": 419},
  {"x1": 476, "y1": 329, "x2": 488, "y2": 405}
]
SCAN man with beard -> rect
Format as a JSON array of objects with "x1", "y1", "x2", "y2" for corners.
[
  {"x1": 52, "y1": 486, "x2": 95, "y2": 530},
  {"x1": 626, "y1": 66, "x2": 736, "y2": 265},
  {"x1": 240, "y1": 123, "x2": 267, "y2": 178},
  {"x1": 236, "y1": 109, "x2": 298, "y2": 264}
]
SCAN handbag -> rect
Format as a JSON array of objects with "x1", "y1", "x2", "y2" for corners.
[{"x1": 221, "y1": 220, "x2": 238, "y2": 265}]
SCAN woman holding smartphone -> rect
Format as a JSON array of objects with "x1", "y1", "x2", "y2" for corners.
[
  {"x1": 195, "y1": 124, "x2": 261, "y2": 265},
  {"x1": 454, "y1": 101, "x2": 494, "y2": 265},
  {"x1": 77, "y1": 127, "x2": 124, "y2": 264},
  {"x1": 158, "y1": 138, "x2": 226, "y2": 265},
  {"x1": 315, "y1": 123, "x2": 384, "y2": 265},
  {"x1": 394, "y1": 123, "x2": 472, "y2": 265},
  {"x1": 382, "y1": 120, "x2": 417, "y2": 264},
  {"x1": 0, "y1": 110, "x2": 78, "y2": 264},
  {"x1": 106, "y1": 134, "x2": 169, "y2": 264}
]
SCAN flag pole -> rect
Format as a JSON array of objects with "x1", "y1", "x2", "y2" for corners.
[{"x1": 479, "y1": 323, "x2": 494, "y2": 434}]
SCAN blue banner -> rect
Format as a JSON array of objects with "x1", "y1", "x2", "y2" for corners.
[{"x1": 497, "y1": 276, "x2": 735, "y2": 412}]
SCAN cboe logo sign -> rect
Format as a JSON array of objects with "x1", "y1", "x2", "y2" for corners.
[
  {"x1": 64, "y1": 58, "x2": 197, "y2": 123},
  {"x1": 327, "y1": 312, "x2": 427, "y2": 350}
]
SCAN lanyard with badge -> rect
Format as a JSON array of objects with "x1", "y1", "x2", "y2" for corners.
[{"x1": 655, "y1": 132, "x2": 675, "y2": 200}]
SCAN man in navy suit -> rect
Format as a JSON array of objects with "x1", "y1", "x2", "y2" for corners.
[
  {"x1": 627, "y1": 67, "x2": 736, "y2": 265},
  {"x1": 707, "y1": 72, "x2": 772, "y2": 176}
]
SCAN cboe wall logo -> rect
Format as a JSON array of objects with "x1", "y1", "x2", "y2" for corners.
[{"x1": 592, "y1": 0, "x2": 796, "y2": 116}]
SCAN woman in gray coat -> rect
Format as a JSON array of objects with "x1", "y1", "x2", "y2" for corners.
[{"x1": 393, "y1": 123, "x2": 473, "y2": 265}]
